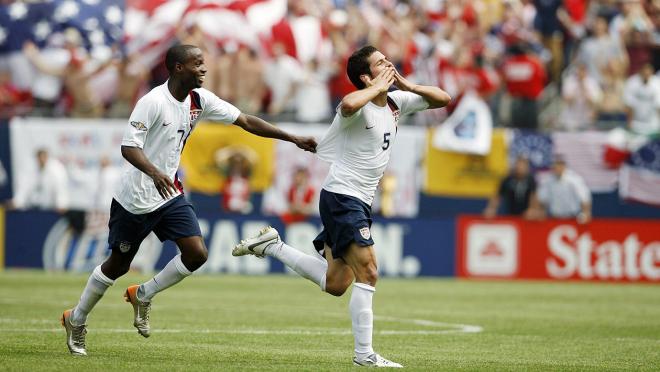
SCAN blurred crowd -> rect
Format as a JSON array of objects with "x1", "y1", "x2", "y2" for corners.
[{"x1": 0, "y1": 0, "x2": 658, "y2": 133}]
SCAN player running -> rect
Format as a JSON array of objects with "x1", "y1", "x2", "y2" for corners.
[
  {"x1": 233, "y1": 45, "x2": 450, "y2": 367},
  {"x1": 61, "y1": 44, "x2": 317, "y2": 356}
]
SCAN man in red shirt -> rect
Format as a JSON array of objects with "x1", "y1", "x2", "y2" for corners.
[{"x1": 502, "y1": 43, "x2": 547, "y2": 130}]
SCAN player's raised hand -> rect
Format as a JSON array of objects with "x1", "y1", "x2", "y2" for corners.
[
  {"x1": 393, "y1": 69, "x2": 416, "y2": 91},
  {"x1": 368, "y1": 67, "x2": 395, "y2": 93},
  {"x1": 151, "y1": 172, "x2": 178, "y2": 199},
  {"x1": 293, "y1": 136, "x2": 317, "y2": 153}
]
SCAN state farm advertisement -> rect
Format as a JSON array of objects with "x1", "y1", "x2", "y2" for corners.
[{"x1": 457, "y1": 216, "x2": 660, "y2": 282}]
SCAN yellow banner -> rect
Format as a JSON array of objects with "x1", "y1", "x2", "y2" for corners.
[
  {"x1": 424, "y1": 128, "x2": 508, "y2": 197},
  {"x1": 180, "y1": 123, "x2": 275, "y2": 194}
]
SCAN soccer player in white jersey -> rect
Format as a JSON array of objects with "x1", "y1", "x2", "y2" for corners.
[
  {"x1": 233, "y1": 45, "x2": 450, "y2": 367},
  {"x1": 60, "y1": 44, "x2": 317, "y2": 356}
]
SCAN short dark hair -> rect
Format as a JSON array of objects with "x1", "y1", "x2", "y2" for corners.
[
  {"x1": 165, "y1": 44, "x2": 198, "y2": 72},
  {"x1": 347, "y1": 45, "x2": 378, "y2": 89}
]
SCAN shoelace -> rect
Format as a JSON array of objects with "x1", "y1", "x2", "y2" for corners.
[
  {"x1": 140, "y1": 301, "x2": 151, "y2": 323},
  {"x1": 72, "y1": 325, "x2": 87, "y2": 347}
]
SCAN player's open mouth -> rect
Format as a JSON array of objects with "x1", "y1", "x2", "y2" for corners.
[{"x1": 198, "y1": 76, "x2": 205, "y2": 84}]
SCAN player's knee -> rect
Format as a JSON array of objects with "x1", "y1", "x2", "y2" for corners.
[
  {"x1": 325, "y1": 280, "x2": 350, "y2": 297},
  {"x1": 358, "y1": 264, "x2": 378, "y2": 286},
  {"x1": 183, "y1": 247, "x2": 208, "y2": 271},
  {"x1": 107, "y1": 261, "x2": 131, "y2": 278}
]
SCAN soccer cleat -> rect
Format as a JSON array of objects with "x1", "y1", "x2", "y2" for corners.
[
  {"x1": 61, "y1": 309, "x2": 87, "y2": 356},
  {"x1": 353, "y1": 353, "x2": 403, "y2": 368},
  {"x1": 124, "y1": 285, "x2": 151, "y2": 338},
  {"x1": 232, "y1": 226, "x2": 280, "y2": 258}
]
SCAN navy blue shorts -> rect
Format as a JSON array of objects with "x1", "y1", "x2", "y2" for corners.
[
  {"x1": 108, "y1": 195, "x2": 202, "y2": 253},
  {"x1": 313, "y1": 189, "x2": 374, "y2": 259}
]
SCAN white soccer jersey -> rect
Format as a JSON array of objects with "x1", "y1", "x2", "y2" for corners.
[
  {"x1": 115, "y1": 82, "x2": 241, "y2": 214},
  {"x1": 316, "y1": 90, "x2": 428, "y2": 205}
]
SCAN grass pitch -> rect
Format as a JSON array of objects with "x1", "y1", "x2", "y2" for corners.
[{"x1": 0, "y1": 270, "x2": 658, "y2": 371}]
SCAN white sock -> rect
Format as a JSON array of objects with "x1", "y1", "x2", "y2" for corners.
[
  {"x1": 350, "y1": 282, "x2": 376, "y2": 359},
  {"x1": 71, "y1": 265, "x2": 114, "y2": 326},
  {"x1": 266, "y1": 241, "x2": 328, "y2": 291},
  {"x1": 138, "y1": 254, "x2": 192, "y2": 302}
]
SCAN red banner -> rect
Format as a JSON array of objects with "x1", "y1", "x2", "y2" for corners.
[{"x1": 457, "y1": 216, "x2": 660, "y2": 282}]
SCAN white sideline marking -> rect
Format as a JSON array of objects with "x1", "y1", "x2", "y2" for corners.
[{"x1": 0, "y1": 315, "x2": 483, "y2": 336}]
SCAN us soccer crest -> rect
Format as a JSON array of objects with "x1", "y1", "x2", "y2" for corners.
[
  {"x1": 392, "y1": 109, "x2": 400, "y2": 123},
  {"x1": 119, "y1": 241, "x2": 132, "y2": 253},
  {"x1": 359, "y1": 227, "x2": 371, "y2": 240},
  {"x1": 189, "y1": 109, "x2": 202, "y2": 123}
]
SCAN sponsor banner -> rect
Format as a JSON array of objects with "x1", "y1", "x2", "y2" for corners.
[
  {"x1": 457, "y1": 215, "x2": 660, "y2": 282},
  {"x1": 263, "y1": 123, "x2": 425, "y2": 217},
  {"x1": 9, "y1": 117, "x2": 125, "y2": 210},
  {"x1": 424, "y1": 128, "x2": 508, "y2": 197},
  {"x1": 180, "y1": 123, "x2": 275, "y2": 194},
  {"x1": 3, "y1": 210, "x2": 456, "y2": 277}
]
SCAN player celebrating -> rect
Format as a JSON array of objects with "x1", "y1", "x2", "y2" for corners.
[
  {"x1": 233, "y1": 45, "x2": 450, "y2": 367},
  {"x1": 60, "y1": 44, "x2": 317, "y2": 356}
]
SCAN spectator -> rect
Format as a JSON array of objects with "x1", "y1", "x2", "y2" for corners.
[
  {"x1": 264, "y1": 42, "x2": 304, "y2": 117},
  {"x1": 483, "y1": 156, "x2": 537, "y2": 218},
  {"x1": 559, "y1": 62, "x2": 603, "y2": 131},
  {"x1": 281, "y1": 167, "x2": 315, "y2": 224},
  {"x1": 610, "y1": 0, "x2": 655, "y2": 74},
  {"x1": 234, "y1": 47, "x2": 266, "y2": 115},
  {"x1": 3, "y1": 148, "x2": 69, "y2": 213},
  {"x1": 295, "y1": 59, "x2": 333, "y2": 123},
  {"x1": 623, "y1": 63, "x2": 660, "y2": 136},
  {"x1": 94, "y1": 155, "x2": 121, "y2": 212},
  {"x1": 533, "y1": 0, "x2": 564, "y2": 82},
  {"x1": 22, "y1": 29, "x2": 105, "y2": 118},
  {"x1": 216, "y1": 147, "x2": 256, "y2": 214},
  {"x1": 0, "y1": 66, "x2": 32, "y2": 117},
  {"x1": 576, "y1": 15, "x2": 628, "y2": 84},
  {"x1": 502, "y1": 42, "x2": 547, "y2": 129},
  {"x1": 535, "y1": 155, "x2": 592, "y2": 224},
  {"x1": 106, "y1": 53, "x2": 150, "y2": 119},
  {"x1": 596, "y1": 59, "x2": 628, "y2": 127}
]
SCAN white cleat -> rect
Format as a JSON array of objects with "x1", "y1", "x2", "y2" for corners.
[
  {"x1": 232, "y1": 226, "x2": 280, "y2": 258},
  {"x1": 124, "y1": 285, "x2": 151, "y2": 338},
  {"x1": 353, "y1": 353, "x2": 403, "y2": 368},
  {"x1": 61, "y1": 309, "x2": 87, "y2": 356}
]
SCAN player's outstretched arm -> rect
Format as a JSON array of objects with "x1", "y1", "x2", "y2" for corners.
[
  {"x1": 121, "y1": 146, "x2": 178, "y2": 199},
  {"x1": 233, "y1": 113, "x2": 317, "y2": 153},
  {"x1": 340, "y1": 67, "x2": 395, "y2": 117},
  {"x1": 394, "y1": 70, "x2": 451, "y2": 109}
]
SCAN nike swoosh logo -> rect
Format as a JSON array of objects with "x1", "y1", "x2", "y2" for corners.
[
  {"x1": 162, "y1": 122, "x2": 171, "y2": 126},
  {"x1": 365, "y1": 124, "x2": 375, "y2": 129}
]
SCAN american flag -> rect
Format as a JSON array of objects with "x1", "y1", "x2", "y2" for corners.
[
  {"x1": 552, "y1": 131, "x2": 619, "y2": 193},
  {"x1": 1, "y1": 0, "x2": 326, "y2": 67},
  {"x1": 0, "y1": 0, "x2": 124, "y2": 54},
  {"x1": 509, "y1": 129, "x2": 553, "y2": 171},
  {"x1": 620, "y1": 140, "x2": 660, "y2": 206}
]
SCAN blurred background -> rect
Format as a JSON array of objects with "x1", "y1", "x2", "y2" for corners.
[{"x1": 0, "y1": 0, "x2": 658, "y2": 282}]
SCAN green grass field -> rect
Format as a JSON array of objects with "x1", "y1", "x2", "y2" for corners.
[{"x1": 0, "y1": 270, "x2": 658, "y2": 371}]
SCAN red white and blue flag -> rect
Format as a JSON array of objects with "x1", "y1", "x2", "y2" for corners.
[{"x1": 619, "y1": 140, "x2": 660, "y2": 206}]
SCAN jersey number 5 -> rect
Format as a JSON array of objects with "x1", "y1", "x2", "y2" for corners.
[{"x1": 382, "y1": 132, "x2": 391, "y2": 150}]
